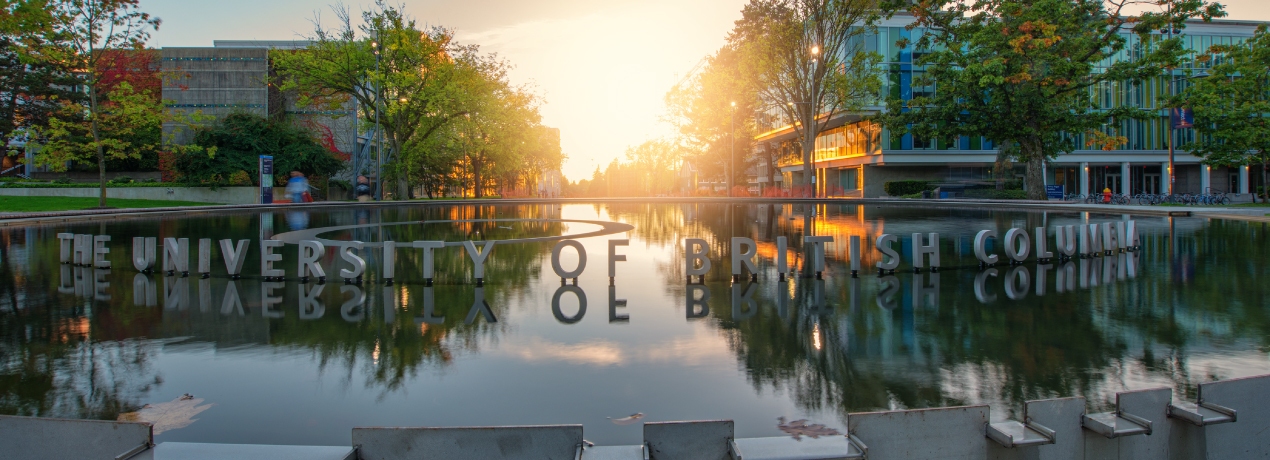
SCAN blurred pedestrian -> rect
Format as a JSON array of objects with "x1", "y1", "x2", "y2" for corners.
[
  {"x1": 355, "y1": 176, "x2": 373, "y2": 202},
  {"x1": 287, "y1": 171, "x2": 310, "y2": 203}
]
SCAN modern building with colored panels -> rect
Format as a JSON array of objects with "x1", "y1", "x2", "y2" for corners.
[{"x1": 755, "y1": 14, "x2": 1268, "y2": 198}]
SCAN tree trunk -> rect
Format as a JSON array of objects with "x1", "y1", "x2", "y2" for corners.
[
  {"x1": 1025, "y1": 153, "x2": 1046, "y2": 200},
  {"x1": 89, "y1": 85, "x2": 106, "y2": 208},
  {"x1": 1261, "y1": 151, "x2": 1267, "y2": 204}
]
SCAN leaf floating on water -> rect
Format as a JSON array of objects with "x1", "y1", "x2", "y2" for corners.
[
  {"x1": 608, "y1": 412, "x2": 645, "y2": 425},
  {"x1": 777, "y1": 416, "x2": 841, "y2": 441},
  {"x1": 118, "y1": 396, "x2": 215, "y2": 434}
]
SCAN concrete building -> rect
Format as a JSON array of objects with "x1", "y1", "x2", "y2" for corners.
[
  {"x1": 756, "y1": 15, "x2": 1267, "y2": 198},
  {"x1": 161, "y1": 40, "x2": 357, "y2": 159}
]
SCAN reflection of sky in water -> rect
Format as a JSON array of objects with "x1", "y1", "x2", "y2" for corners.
[{"x1": 0, "y1": 203, "x2": 1268, "y2": 446}]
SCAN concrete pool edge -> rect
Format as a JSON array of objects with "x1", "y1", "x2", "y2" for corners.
[
  {"x1": 4, "y1": 372, "x2": 1269, "y2": 459},
  {"x1": 2, "y1": 196, "x2": 1267, "y2": 227}
]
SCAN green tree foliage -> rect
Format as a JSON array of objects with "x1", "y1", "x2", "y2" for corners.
[
  {"x1": 623, "y1": 139, "x2": 683, "y2": 196},
  {"x1": 274, "y1": 1, "x2": 477, "y2": 199},
  {"x1": 736, "y1": 0, "x2": 881, "y2": 196},
  {"x1": 1179, "y1": 25, "x2": 1270, "y2": 202},
  {"x1": 36, "y1": 81, "x2": 204, "y2": 183},
  {"x1": 0, "y1": 30, "x2": 86, "y2": 153},
  {"x1": 174, "y1": 113, "x2": 343, "y2": 187},
  {"x1": 876, "y1": 0, "x2": 1225, "y2": 199},
  {"x1": 665, "y1": 47, "x2": 757, "y2": 193},
  {"x1": 31, "y1": 0, "x2": 161, "y2": 207}
]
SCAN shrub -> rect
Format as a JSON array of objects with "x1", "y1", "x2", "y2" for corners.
[
  {"x1": 884, "y1": 180, "x2": 932, "y2": 196},
  {"x1": 965, "y1": 189, "x2": 1028, "y2": 199},
  {"x1": 172, "y1": 113, "x2": 344, "y2": 187},
  {"x1": 52, "y1": 177, "x2": 73, "y2": 184},
  {"x1": 109, "y1": 175, "x2": 133, "y2": 184}
]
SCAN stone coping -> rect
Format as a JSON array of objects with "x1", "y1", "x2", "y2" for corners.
[{"x1": 0, "y1": 197, "x2": 1266, "y2": 227}]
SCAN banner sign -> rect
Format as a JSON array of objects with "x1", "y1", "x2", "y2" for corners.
[
  {"x1": 259, "y1": 155, "x2": 273, "y2": 204},
  {"x1": 1171, "y1": 108, "x2": 1194, "y2": 129}
]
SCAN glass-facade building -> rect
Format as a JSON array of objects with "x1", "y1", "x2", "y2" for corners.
[{"x1": 755, "y1": 14, "x2": 1267, "y2": 198}]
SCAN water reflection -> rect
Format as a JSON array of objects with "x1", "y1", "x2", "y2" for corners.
[{"x1": 0, "y1": 204, "x2": 1268, "y2": 444}]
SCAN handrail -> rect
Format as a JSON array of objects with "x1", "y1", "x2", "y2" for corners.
[{"x1": 0, "y1": 164, "x2": 23, "y2": 175}]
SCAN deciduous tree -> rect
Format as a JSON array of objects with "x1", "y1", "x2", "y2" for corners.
[
  {"x1": 1178, "y1": 25, "x2": 1270, "y2": 202},
  {"x1": 877, "y1": 0, "x2": 1224, "y2": 199}
]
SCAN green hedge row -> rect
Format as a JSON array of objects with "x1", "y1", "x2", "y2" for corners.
[
  {"x1": 964, "y1": 189, "x2": 1028, "y2": 199},
  {"x1": 0, "y1": 183, "x2": 189, "y2": 188},
  {"x1": 884, "y1": 180, "x2": 933, "y2": 196}
]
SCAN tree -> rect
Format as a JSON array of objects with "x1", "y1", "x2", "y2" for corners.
[
  {"x1": 457, "y1": 60, "x2": 545, "y2": 198},
  {"x1": 36, "y1": 81, "x2": 206, "y2": 183},
  {"x1": 1178, "y1": 25, "x2": 1270, "y2": 202},
  {"x1": 738, "y1": 0, "x2": 881, "y2": 197},
  {"x1": 0, "y1": 0, "x2": 88, "y2": 156},
  {"x1": 38, "y1": 0, "x2": 160, "y2": 207},
  {"x1": 877, "y1": 0, "x2": 1225, "y2": 199},
  {"x1": 665, "y1": 47, "x2": 758, "y2": 194},
  {"x1": 275, "y1": 1, "x2": 476, "y2": 199}
]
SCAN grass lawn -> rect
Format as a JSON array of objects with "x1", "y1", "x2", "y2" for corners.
[{"x1": 0, "y1": 197, "x2": 221, "y2": 213}]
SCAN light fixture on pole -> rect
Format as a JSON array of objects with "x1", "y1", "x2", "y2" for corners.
[
  {"x1": 372, "y1": 38, "x2": 383, "y2": 201},
  {"x1": 730, "y1": 101, "x2": 736, "y2": 198}
]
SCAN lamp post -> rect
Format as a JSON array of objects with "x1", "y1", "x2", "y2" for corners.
[
  {"x1": 730, "y1": 101, "x2": 736, "y2": 197},
  {"x1": 809, "y1": 45, "x2": 820, "y2": 197},
  {"x1": 372, "y1": 39, "x2": 382, "y2": 201}
]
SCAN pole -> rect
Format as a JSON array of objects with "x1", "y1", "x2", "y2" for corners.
[
  {"x1": 375, "y1": 41, "x2": 382, "y2": 201},
  {"x1": 730, "y1": 105, "x2": 735, "y2": 197}
]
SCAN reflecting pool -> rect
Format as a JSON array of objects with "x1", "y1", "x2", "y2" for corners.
[{"x1": 1, "y1": 203, "x2": 1268, "y2": 446}]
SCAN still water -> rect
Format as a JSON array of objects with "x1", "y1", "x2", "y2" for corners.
[{"x1": 1, "y1": 203, "x2": 1268, "y2": 446}]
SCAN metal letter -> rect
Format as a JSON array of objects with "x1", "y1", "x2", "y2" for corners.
[
  {"x1": 57, "y1": 233, "x2": 74, "y2": 263},
  {"x1": 684, "y1": 238, "x2": 711, "y2": 277},
  {"x1": 338, "y1": 241, "x2": 367, "y2": 279},
  {"x1": 197, "y1": 239, "x2": 211, "y2": 275},
  {"x1": 219, "y1": 239, "x2": 249, "y2": 276},
  {"x1": 551, "y1": 239, "x2": 586, "y2": 279},
  {"x1": 1055, "y1": 225, "x2": 1077, "y2": 257},
  {"x1": 413, "y1": 241, "x2": 445, "y2": 280},
  {"x1": 93, "y1": 235, "x2": 111, "y2": 269},
  {"x1": 1034, "y1": 227, "x2": 1054, "y2": 260},
  {"x1": 731, "y1": 237, "x2": 758, "y2": 277},
  {"x1": 132, "y1": 238, "x2": 157, "y2": 271},
  {"x1": 910, "y1": 233, "x2": 940, "y2": 269},
  {"x1": 875, "y1": 234, "x2": 900, "y2": 270},
  {"x1": 260, "y1": 239, "x2": 285, "y2": 278},
  {"x1": 298, "y1": 240, "x2": 326, "y2": 279},
  {"x1": 163, "y1": 238, "x2": 190, "y2": 275},
  {"x1": 382, "y1": 241, "x2": 397, "y2": 280},
  {"x1": 1004, "y1": 228, "x2": 1031, "y2": 262},
  {"x1": 462, "y1": 240, "x2": 495, "y2": 280},
  {"x1": 805, "y1": 236, "x2": 834, "y2": 273},
  {"x1": 974, "y1": 230, "x2": 999, "y2": 264},
  {"x1": 608, "y1": 239, "x2": 629, "y2": 278}
]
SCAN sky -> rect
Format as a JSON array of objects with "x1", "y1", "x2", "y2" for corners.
[{"x1": 142, "y1": 0, "x2": 1270, "y2": 182}]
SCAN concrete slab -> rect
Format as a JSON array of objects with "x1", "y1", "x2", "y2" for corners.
[
  {"x1": 734, "y1": 436, "x2": 861, "y2": 459},
  {"x1": 848, "y1": 405, "x2": 990, "y2": 460},
  {"x1": 352, "y1": 425, "x2": 584, "y2": 460},
  {"x1": 149, "y1": 442, "x2": 354, "y2": 460},
  {"x1": 0, "y1": 414, "x2": 152, "y2": 460},
  {"x1": 581, "y1": 445, "x2": 644, "y2": 460},
  {"x1": 1202, "y1": 374, "x2": 1270, "y2": 459},
  {"x1": 644, "y1": 420, "x2": 735, "y2": 460}
]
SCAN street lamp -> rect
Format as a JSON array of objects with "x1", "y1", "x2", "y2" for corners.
[
  {"x1": 730, "y1": 101, "x2": 736, "y2": 197},
  {"x1": 372, "y1": 39, "x2": 383, "y2": 201}
]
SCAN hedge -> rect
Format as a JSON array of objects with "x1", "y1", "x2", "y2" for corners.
[
  {"x1": 884, "y1": 180, "x2": 933, "y2": 196},
  {"x1": 964, "y1": 189, "x2": 1028, "y2": 199},
  {"x1": 0, "y1": 183, "x2": 188, "y2": 188}
]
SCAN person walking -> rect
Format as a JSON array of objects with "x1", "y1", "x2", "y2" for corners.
[
  {"x1": 355, "y1": 176, "x2": 373, "y2": 202},
  {"x1": 286, "y1": 171, "x2": 310, "y2": 203}
]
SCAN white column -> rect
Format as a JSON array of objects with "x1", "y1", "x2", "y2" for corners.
[
  {"x1": 1201, "y1": 164, "x2": 1211, "y2": 194},
  {"x1": 1121, "y1": 162, "x2": 1131, "y2": 196},
  {"x1": 1240, "y1": 165, "x2": 1250, "y2": 194},
  {"x1": 1079, "y1": 162, "x2": 1090, "y2": 196}
]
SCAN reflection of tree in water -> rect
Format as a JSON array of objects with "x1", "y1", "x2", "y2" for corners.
[
  {"x1": 0, "y1": 305, "x2": 160, "y2": 420},
  {"x1": 651, "y1": 204, "x2": 1270, "y2": 420}
]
